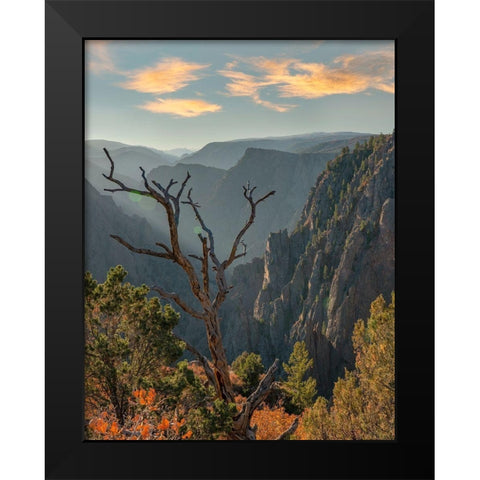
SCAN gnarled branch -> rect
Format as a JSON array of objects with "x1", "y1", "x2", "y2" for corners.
[
  {"x1": 182, "y1": 188, "x2": 221, "y2": 268},
  {"x1": 200, "y1": 235, "x2": 210, "y2": 297},
  {"x1": 173, "y1": 334, "x2": 216, "y2": 388},
  {"x1": 102, "y1": 150, "x2": 205, "y2": 304},
  {"x1": 276, "y1": 417, "x2": 299, "y2": 440},
  {"x1": 233, "y1": 358, "x2": 280, "y2": 435},
  {"x1": 151, "y1": 286, "x2": 205, "y2": 320},
  {"x1": 213, "y1": 185, "x2": 275, "y2": 310},
  {"x1": 224, "y1": 183, "x2": 275, "y2": 269},
  {"x1": 154, "y1": 171, "x2": 191, "y2": 226},
  {"x1": 155, "y1": 242, "x2": 173, "y2": 257},
  {"x1": 246, "y1": 358, "x2": 279, "y2": 412},
  {"x1": 102, "y1": 148, "x2": 151, "y2": 198},
  {"x1": 110, "y1": 235, "x2": 173, "y2": 260}
]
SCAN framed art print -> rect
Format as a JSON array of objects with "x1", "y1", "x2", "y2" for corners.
[{"x1": 46, "y1": 1, "x2": 434, "y2": 479}]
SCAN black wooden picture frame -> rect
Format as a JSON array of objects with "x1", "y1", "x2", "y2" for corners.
[{"x1": 45, "y1": 1, "x2": 434, "y2": 478}]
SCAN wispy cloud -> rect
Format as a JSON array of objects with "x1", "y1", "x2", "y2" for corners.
[
  {"x1": 140, "y1": 98, "x2": 222, "y2": 117},
  {"x1": 274, "y1": 62, "x2": 374, "y2": 98},
  {"x1": 219, "y1": 49, "x2": 394, "y2": 110},
  {"x1": 86, "y1": 41, "x2": 118, "y2": 75},
  {"x1": 218, "y1": 64, "x2": 296, "y2": 112},
  {"x1": 87, "y1": 47, "x2": 221, "y2": 117},
  {"x1": 87, "y1": 43, "x2": 393, "y2": 119},
  {"x1": 119, "y1": 58, "x2": 210, "y2": 95}
]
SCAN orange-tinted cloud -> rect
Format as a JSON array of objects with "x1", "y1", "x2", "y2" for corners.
[
  {"x1": 219, "y1": 49, "x2": 394, "y2": 109},
  {"x1": 87, "y1": 49, "x2": 222, "y2": 118},
  {"x1": 249, "y1": 57, "x2": 296, "y2": 76},
  {"x1": 218, "y1": 67, "x2": 296, "y2": 112},
  {"x1": 120, "y1": 58, "x2": 210, "y2": 94},
  {"x1": 86, "y1": 41, "x2": 118, "y2": 74},
  {"x1": 252, "y1": 95, "x2": 296, "y2": 113},
  {"x1": 274, "y1": 62, "x2": 374, "y2": 98},
  {"x1": 140, "y1": 98, "x2": 222, "y2": 117},
  {"x1": 375, "y1": 83, "x2": 395, "y2": 94}
]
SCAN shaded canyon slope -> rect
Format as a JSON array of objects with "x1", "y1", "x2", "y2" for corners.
[
  {"x1": 84, "y1": 133, "x2": 371, "y2": 272},
  {"x1": 201, "y1": 148, "x2": 335, "y2": 260},
  {"x1": 83, "y1": 146, "x2": 335, "y2": 353},
  {"x1": 84, "y1": 180, "x2": 208, "y2": 345},
  {"x1": 88, "y1": 147, "x2": 336, "y2": 263},
  {"x1": 221, "y1": 135, "x2": 395, "y2": 396}
]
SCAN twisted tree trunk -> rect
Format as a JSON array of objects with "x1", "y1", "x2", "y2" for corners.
[
  {"x1": 101, "y1": 148, "x2": 297, "y2": 440},
  {"x1": 204, "y1": 313, "x2": 235, "y2": 403}
]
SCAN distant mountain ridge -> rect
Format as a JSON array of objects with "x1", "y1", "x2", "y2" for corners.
[
  {"x1": 85, "y1": 132, "x2": 371, "y2": 175},
  {"x1": 181, "y1": 132, "x2": 371, "y2": 169},
  {"x1": 162, "y1": 148, "x2": 194, "y2": 157},
  {"x1": 86, "y1": 139, "x2": 178, "y2": 171}
]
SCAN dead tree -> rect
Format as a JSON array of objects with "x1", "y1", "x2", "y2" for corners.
[{"x1": 102, "y1": 148, "x2": 297, "y2": 440}]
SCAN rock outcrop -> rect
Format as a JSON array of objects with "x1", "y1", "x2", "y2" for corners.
[{"x1": 221, "y1": 135, "x2": 395, "y2": 396}]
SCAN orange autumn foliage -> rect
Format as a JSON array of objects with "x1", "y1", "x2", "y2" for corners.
[
  {"x1": 140, "y1": 424, "x2": 150, "y2": 439},
  {"x1": 251, "y1": 405, "x2": 297, "y2": 440},
  {"x1": 110, "y1": 421, "x2": 119, "y2": 435},
  {"x1": 132, "y1": 388, "x2": 156, "y2": 406},
  {"x1": 187, "y1": 361, "x2": 208, "y2": 382},
  {"x1": 87, "y1": 387, "x2": 193, "y2": 441},
  {"x1": 157, "y1": 418, "x2": 170, "y2": 431}
]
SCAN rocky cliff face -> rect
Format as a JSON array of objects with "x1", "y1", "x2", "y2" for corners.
[
  {"x1": 221, "y1": 135, "x2": 395, "y2": 396},
  {"x1": 203, "y1": 147, "x2": 335, "y2": 260}
]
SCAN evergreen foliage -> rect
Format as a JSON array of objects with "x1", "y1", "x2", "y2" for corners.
[
  {"x1": 84, "y1": 265, "x2": 184, "y2": 423},
  {"x1": 282, "y1": 341, "x2": 317, "y2": 414},
  {"x1": 300, "y1": 293, "x2": 395, "y2": 440},
  {"x1": 232, "y1": 351, "x2": 265, "y2": 395}
]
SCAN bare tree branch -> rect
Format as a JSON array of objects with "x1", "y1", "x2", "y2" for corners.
[
  {"x1": 182, "y1": 188, "x2": 221, "y2": 266},
  {"x1": 233, "y1": 359, "x2": 280, "y2": 436},
  {"x1": 155, "y1": 242, "x2": 173, "y2": 257},
  {"x1": 110, "y1": 235, "x2": 172, "y2": 260},
  {"x1": 276, "y1": 417, "x2": 299, "y2": 440},
  {"x1": 224, "y1": 185, "x2": 275, "y2": 269},
  {"x1": 171, "y1": 171, "x2": 191, "y2": 226},
  {"x1": 139, "y1": 166, "x2": 169, "y2": 206},
  {"x1": 214, "y1": 185, "x2": 275, "y2": 311},
  {"x1": 151, "y1": 286, "x2": 205, "y2": 320},
  {"x1": 102, "y1": 148, "x2": 151, "y2": 198},
  {"x1": 173, "y1": 334, "x2": 216, "y2": 388},
  {"x1": 152, "y1": 171, "x2": 191, "y2": 226},
  {"x1": 102, "y1": 149, "x2": 205, "y2": 303},
  {"x1": 246, "y1": 358, "x2": 279, "y2": 412},
  {"x1": 176, "y1": 171, "x2": 191, "y2": 200},
  {"x1": 200, "y1": 235, "x2": 210, "y2": 298}
]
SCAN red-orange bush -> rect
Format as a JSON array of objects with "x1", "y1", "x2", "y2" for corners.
[
  {"x1": 87, "y1": 388, "x2": 192, "y2": 440},
  {"x1": 251, "y1": 405, "x2": 297, "y2": 440}
]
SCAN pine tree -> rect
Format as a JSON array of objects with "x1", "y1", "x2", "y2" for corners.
[
  {"x1": 84, "y1": 265, "x2": 184, "y2": 424},
  {"x1": 232, "y1": 352, "x2": 265, "y2": 395},
  {"x1": 282, "y1": 341, "x2": 317, "y2": 414},
  {"x1": 300, "y1": 293, "x2": 395, "y2": 440}
]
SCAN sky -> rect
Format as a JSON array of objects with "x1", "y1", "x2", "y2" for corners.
[{"x1": 85, "y1": 40, "x2": 394, "y2": 151}]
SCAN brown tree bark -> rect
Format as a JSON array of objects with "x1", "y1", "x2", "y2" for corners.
[{"x1": 101, "y1": 148, "x2": 297, "y2": 439}]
